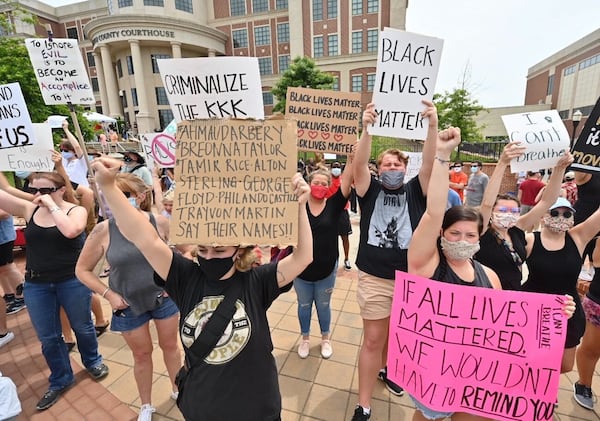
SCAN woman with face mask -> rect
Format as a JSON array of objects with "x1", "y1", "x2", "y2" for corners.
[
  {"x1": 476, "y1": 143, "x2": 573, "y2": 290},
  {"x1": 75, "y1": 173, "x2": 179, "y2": 421},
  {"x1": 90, "y1": 157, "x2": 313, "y2": 421},
  {"x1": 295, "y1": 159, "x2": 353, "y2": 360}
]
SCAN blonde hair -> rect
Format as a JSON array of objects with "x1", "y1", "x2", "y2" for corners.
[
  {"x1": 307, "y1": 168, "x2": 331, "y2": 186},
  {"x1": 163, "y1": 189, "x2": 174, "y2": 203},
  {"x1": 235, "y1": 246, "x2": 261, "y2": 272},
  {"x1": 115, "y1": 173, "x2": 152, "y2": 211}
]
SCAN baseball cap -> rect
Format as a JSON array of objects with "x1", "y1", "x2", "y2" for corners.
[
  {"x1": 548, "y1": 197, "x2": 575, "y2": 213},
  {"x1": 564, "y1": 171, "x2": 575, "y2": 181}
]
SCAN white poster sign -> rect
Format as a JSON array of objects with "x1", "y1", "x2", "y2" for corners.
[
  {"x1": 0, "y1": 123, "x2": 53, "y2": 171},
  {"x1": 404, "y1": 151, "x2": 423, "y2": 182},
  {"x1": 139, "y1": 132, "x2": 176, "y2": 169},
  {"x1": 158, "y1": 57, "x2": 264, "y2": 122},
  {"x1": 369, "y1": 28, "x2": 443, "y2": 140},
  {"x1": 0, "y1": 82, "x2": 36, "y2": 148},
  {"x1": 501, "y1": 110, "x2": 570, "y2": 173},
  {"x1": 25, "y1": 38, "x2": 94, "y2": 105}
]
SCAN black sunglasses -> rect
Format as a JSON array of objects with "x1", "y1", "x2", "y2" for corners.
[
  {"x1": 122, "y1": 191, "x2": 133, "y2": 198},
  {"x1": 25, "y1": 186, "x2": 59, "y2": 195},
  {"x1": 550, "y1": 209, "x2": 572, "y2": 218}
]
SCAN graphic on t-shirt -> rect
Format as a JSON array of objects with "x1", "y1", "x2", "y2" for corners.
[
  {"x1": 181, "y1": 295, "x2": 251, "y2": 365},
  {"x1": 367, "y1": 191, "x2": 412, "y2": 249}
]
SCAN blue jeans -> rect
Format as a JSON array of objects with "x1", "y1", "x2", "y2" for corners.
[
  {"x1": 24, "y1": 277, "x2": 103, "y2": 390},
  {"x1": 293, "y1": 263, "x2": 337, "y2": 336}
]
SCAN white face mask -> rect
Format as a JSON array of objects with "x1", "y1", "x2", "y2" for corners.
[
  {"x1": 440, "y1": 237, "x2": 480, "y2": 260},
  {"x1": 492, "y1": 212, "x2": 519, "y2": 229},
  {"x1": 453, "y1": 167, "x2": 462, "y2": 173},
  {"x1": 331, "y1": 168, "x2": 342, "y2": 177}
]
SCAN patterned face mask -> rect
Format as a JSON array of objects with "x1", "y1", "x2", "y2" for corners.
[
  {"x1": 492, "y1": 212, "x2": 519, "y2": 229},
  {"x1": 542, "y1": 215, "x2": 574, "y2": 233},
  {"x1": 440, "y1": 237, "x2": 480, "y2": 260}
]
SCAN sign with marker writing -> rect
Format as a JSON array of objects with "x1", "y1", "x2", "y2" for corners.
[
  {"x1": 158, "y1": 57, "x2": 264, "y2": 122},
  {"x1": 0, "y1": 83, "x2": 35, "y2": 148},
  {"x1": 369, "y1": 28, "x2": 443, "y2": 140},
  {"x1": 571, "y1": 96, "x2": 600, "y2": 173},
  {"x1": 286, "y1": 87, "x2": 361, "y2": 154},
  {"x1": 25, "y1": 38, "x2": 95, "y2": 105},
  {"x1": 389, "y1": 271, "x2": 566, "y2": 421},
  {"x1": 172, "y1": 118, "x2": 298, "y2": 246},
  {"x1": 501, "y1": 110, "x2": 569, "y2": 173},
  {"x1": 139, "y1": 132, "x2": 176, "y2": 169},
  {"x1": 0, "y1": 123, "x2": 53, "y2": 171},
  {"x1": 404, "y1": 151, "x2": 422, "y2": 182}
]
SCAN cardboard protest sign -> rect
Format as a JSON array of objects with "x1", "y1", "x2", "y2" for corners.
[
  {"x1": 158, "y1": 57, "x2": 264, "y2": 122},
  {"x1": 571, "y1": 96, "x2": 600, "y2": 173},
  {"x1": 171, "y1": 118, "x2": 298, "y2": 246},
  {"x1": 501, "y1": 110, "x2": 570, "y2": 173},
  {"x1": 369, "y1": 28, "x2": 443, "y2": 140},
  {"x1": 0, "y1": 123, "x2": 53, "y2": 171},
  {"x1": 286, "y1": 87, "x2": 361, "y2": 154},
  {"x1": 0, "y1": 83, "x2": 35, "y2": 148},
  {"x1": 389, "y1": 271, "x2": 566, "y2": 421},
  {"x1": 139, "y1": 132, "x2": 176, "y2": 170},
  {"x1": 25, "y1": 38, "x2": 94, "y2": 105}
]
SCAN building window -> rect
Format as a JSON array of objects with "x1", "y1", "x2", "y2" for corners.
[
  {"x1": 118, "y1": 0, "x2": 133, "y2": 7},
  {"x1": 151, "y1": 54, "x2": 170, "y2": 73},
  {"x1": 91, "y1": 77, "x2": 99, "y2": 92},
  {"x1": 253, "y1": 0, "x2": 268, "y2": 13},
  {"x1": 277, "y1": 23, "x2": 289, "y2": 43},
  {"x1": 120, "y1": 91, "x2": 128, "y2": 107},
  {"x1": 158, "y1": 109, "x2": 174, "y2": 130},
  {"x1": 262, "y1": 92, "x2": 274, "y2": 105},
  {"x1": 352, "y1": 74, "x2": 362, "y2": 92},
  {"x1": 313, "y1": 0, "x2": 323, "y2": 20},
  {"x1": 86, "y1": 52, "x2": 95, "y2": 67},
  {"x1": 579, "y1": 53, "x2": 600, "y2": 70},
  {"x1": 564, "y1": 65, "x2": 576, "y2": 76},
  {"x1": 131, "y1": 88, "x2": 138, "y2": 107},
  {"x1": 116, "y1": 59, "x2": 123, "y2": 78},
  {"x1": 232, "y1": 29, "x2": 248, "y2": 48},
  {"x1": 66, "y1": 27, "x2": 78, "y2": 39},
  {"x1": 367, "y1": 73, "x2": 376, "y2": 91},
  {"x1": 352, "y1": 0, "x2": 362, "y2": 15},
  {"x1": 352, "y1": 31, "x2": 363, "y2": 54},
  {"x1": 367, "y1": 29, "x2": 378, "y2": 52},
  {"x1": 276, "y1": 0, "x2": 288, "y2": 8},
  {"x1": 175, "y1": 0, "x2": 193, "y2": 13},
  {"x1": 367, "y1": 0, "x2": 378, "y2": 13},
  {"x1": 278, "y1": 55, "x2": 290, "y2": 72},
  {"x1": 126, "y1": 56, "x2": 134, "y2": 75},
  {"x1": 328, "y1": 34, "x2": 338, "y2": 56},
  {"x1": 254, "y1": 26, "x2": 271, "y2": 46},
  {"x1": 546, "y1": 74, "x2": 554, "y2": 96},
  {"x1": 332, "y1": 76, "x2": 339, "y2": 91},
  {"x1": 258, "y1": 57, "x2": 272, "y2": 75},
  {"x1": 313, "y1": 36, "x2": 324, "y2": 58},
  {"x1": 155, "y1": 87, "x2": 169, "y2": 105},
  {"x1": 144, "y1": 0, "x2": 164, "y2": 6},
  {"x1": 327, "y1": 0, "x2": 337, "y2": 19},
  {"x1": 230, "y1": 0, "x2": 246, "y2": 16}
]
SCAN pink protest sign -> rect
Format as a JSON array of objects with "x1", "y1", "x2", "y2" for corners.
[{"x1": 389, "y1": 271, "x2": 567, "y2": 421}]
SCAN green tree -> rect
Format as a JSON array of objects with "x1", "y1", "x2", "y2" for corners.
[
  {"x1": 433, "y1": 88, "x2": 486, "y2": 142},
  {"x1": 271, "y1": 56, "x2": 334, "y2": 113}
]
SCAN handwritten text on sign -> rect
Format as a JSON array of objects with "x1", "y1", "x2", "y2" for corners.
[
  {"x1": 389, "y1": 272, "x2": 566, "y2": 421},
  {"x1": 172, "y1": 119, "x2": 298, "y2": 246},
  {"x1": 286, "y1": 87, "x2": 361, "y2": 154},
  {"x1": 571, "y1": 96, "x2": 600, "y2": 173},
  {"x1": 25, "y1": 38, "x2": 94, "y2": 105},
  {"x1": 158, "y1": 57, "x2": 264, "y2": 122},
  {"x1": 140, "y1": 132, "x2": 176, "y2": 169},
  {"x1": 0, "y1": 123, "x2": 53, "y2": 171},
  {"x1": 501, "y1": 110, "x2": 570, "y2": 173},
  {"x1": 0, "y1": 83, "x2": 35, "y2": 149},
  {"x1": 369, "y1": 28, "x2": 443, "y2": 140}
]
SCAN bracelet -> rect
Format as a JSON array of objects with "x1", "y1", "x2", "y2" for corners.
[
  {"x1": 435, "y1": 156, "x2": 451, "y2": 164},
  {"x1": 49, "y1": 206, "x2": 61, "y2": 213},
  {"x1": 101, "y1": 287, "x2": 110, "y2": 298}
]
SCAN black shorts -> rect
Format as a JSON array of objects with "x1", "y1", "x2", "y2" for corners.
[
  {"x1": 0, "y1": 241, "x2": 15, "y2": 266},
  {"x1": 337, "y1": 210, "x2": 352, "y2": 236}
]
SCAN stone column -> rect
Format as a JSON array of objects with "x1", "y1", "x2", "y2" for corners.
[
  {"x1": 129, "y1": 39, "x2": 155, "y2": 133},
  {"x1": 171, "y1": 41, "x2": 182, "y2": 58},
  {"x1": 99, "y1": 44, "x2": 121, "y2": 118},
  {"x1": 208, "y1": 48, "x2": 216, "y2": 57},
  {"x1": 92, "y1": 51, "x2": 108, "y2": 114}
]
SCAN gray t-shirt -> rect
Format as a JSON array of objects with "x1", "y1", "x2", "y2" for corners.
[{"x1": 465, "y1": 172, "x2": 489, "y2": 206}]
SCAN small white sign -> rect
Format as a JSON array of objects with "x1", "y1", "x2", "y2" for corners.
[
  {"x1": 25, "y1": 38, "x2": 95, "y2": 105},
  {"x1": 369, "y1": 28, "x2": 444, "y2": 140},
  {"x1": 0, "y1": 123, "x2": 53, "y2": 171},
  {"x1": 157, "y1": 57, "x2": 264, "y2": 122},
  {"x1": 404, "y1": 151, "x2": 423, "y2": 182},
  {"x1": 501, "y1": 110, "x2": 570, "y2": 173},
  {"x1": 139, "y1": 132, "x2": 176, "y2": 169},
  {"x1": 47, "y1": 115, "x2": 68, "y2": 128},
  {"x1": 0, "y1": 82, "x2": 36, "y2": 148}
]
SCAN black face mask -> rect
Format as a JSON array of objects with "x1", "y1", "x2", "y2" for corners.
[{"x1": 197, "y1": 253, "x2": 236, "y2": 280}]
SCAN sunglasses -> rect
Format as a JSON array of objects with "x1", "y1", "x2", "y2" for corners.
[
  {"x1": 122, "y1": 191, "x2": 132, "y2": 198},
  {"x1": 25, "y1": 186, "x2": 59, "y2": 195},
  {"x1": 59, "y1": 149, "x2": 72, "y2": 152},
  {"x1": 550, "y1": 209, "x2": 573, "y2": 218},
  {"x1": 497, "y1": 206, "x2": 521, "y2": 214}
]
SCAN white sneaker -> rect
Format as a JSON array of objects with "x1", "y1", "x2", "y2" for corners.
[
  {"x1": 320, "y1": 340, "x2": 333, "y2": 359},
  {"x1": 170, "y1": 390, "x2": 179, "y2": 400},
  {"x1": 297, "y1": 340, "x2": 310, "y2": 359},
  {"x1": 137, "y1": 404, "x2": 156, "y2": 421},
  {"x1": 0, "y1": 331, "x2": 15, "y2": 349}
]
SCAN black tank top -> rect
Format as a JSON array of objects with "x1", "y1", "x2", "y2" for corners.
[
  {"x1": 475, "y1": 227, "x2": 526, "y2": 291},
  {"x1": 588, "y1": 240, "x2": 600, "y2": 303},
  {"x1": 574, "y1": 173, "x2": 600, "y2": 225},
  {"x1": 432, "y1": 247, "x2": 493, "y2": 288}
]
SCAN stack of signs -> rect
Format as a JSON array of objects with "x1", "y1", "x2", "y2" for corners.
[
  {"x1": 0, "y1": 82, "x2": 35, "y2": 149},
  {"x1": 571, "y1": 96, "x2": 600, "y2": 173}
]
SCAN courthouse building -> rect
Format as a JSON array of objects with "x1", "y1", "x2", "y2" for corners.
[{"x1": 6, "y1": 0, "x2": 407, "y2": 134}]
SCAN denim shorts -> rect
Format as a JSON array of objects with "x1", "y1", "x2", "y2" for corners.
[
  {"x1": 409, "y1": 394, "x2": 454, "y2": 420},
  {"x1": 111, "y1": 296, "x2": 179, "y2": 332}
]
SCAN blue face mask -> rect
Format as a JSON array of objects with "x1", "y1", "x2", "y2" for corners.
[
  {"x1": 127, "y1": 197, "x2": 139, "y2": 208},
  {"x1": 15, "y1": 170, "x2": 31, "y2": 179},
  {"x1": 331, "y1": 168, "x2": 342, "y2": 177},
  {"x1": 470, "y1": 166, "x2": 479, "y2": 174},
  {"x1": 380, "y1": 170, "x2": 405, "y2": 190},
  {"x1": 61, "y1": 151, "x2": 74, "y2": 160}
]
